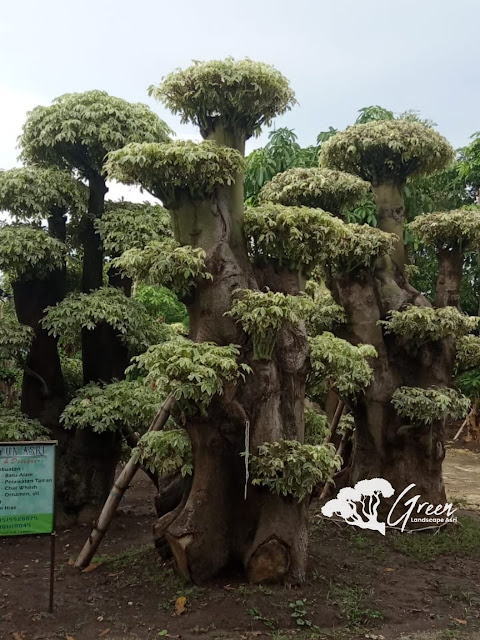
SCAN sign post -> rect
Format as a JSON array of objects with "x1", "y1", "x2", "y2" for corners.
[{"x1": 0, "y1": 441, "x2": 57, "y2": 612}]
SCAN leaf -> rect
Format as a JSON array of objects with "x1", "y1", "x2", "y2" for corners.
[
  {"x1": 384, "y1": 567, "x2": 395, "y2": 572},
  {"x1": 454, "y1": 619, "x2": 467, "y2": 625},
  {"x1": 98, "y1": 629, "x2": 111, "y2": 637},
  {"x1": 65, "y1": 636, "x2": 75, "y2": 640},
  {"x1": 174, "y1": 596, "x2": 187, "y2": 615},
  {"x1": 12, "y1": 634, "x2": 24, "y2": 640},
  {"x1": 67, "y1": 558, "x2": 75, "y2": 566},
  {"x1": 82, "y1": 562, "x2": 102, "y2": 573}
]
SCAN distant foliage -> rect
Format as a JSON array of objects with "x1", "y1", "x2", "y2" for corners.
[
  {"x1": 392, "y1": 386, "x2": 470, "y2": 425},
  {"x1": 0, "y1": 226, "x2": 66, "y2": 281},
  {"x1": 136, "y1": 285, "x2": 187, "y2": 324},
  {"x1": 455, "y1": 335, "x2": 480, "y2": 373},
  {"x1": 113, "y1": 239, "x2": 212, "y2": 297},
  {"x1": 151, "y1": 58, "x2": 296, "y2": 139},
  {"x1": 321, "y1": 120, "x2": 454, "y2": 183},
  {"x1": 106, "y1": 140, "x2": 244, "y2": 206},
  {"x1": 303, "y1": 282, "x2": 346, "y2": 335},
  {"x1": 0, "y1": 304, "x2": 33, "y2": 360},
  {"x1": 226, "y1": 289, "x2": 311, "y2": 360},
  {"x1": 249, "y1": 440, "x2": 342, "y2": 501},
  {"x1": 42, "y1": 287, "x2": 171, "y2": 353},
  {"x1": 0, "y1": 167, "x2": 85, "y2": 221},
  {"x1": 20, "y1": 90, "x2": 171, "y2": 177},
  {"x1": 130, "y1": 339, "x2": 251, "y2": 416},
  {"x1": 304, "y1": 409, "x2": 329, "y2": 445},
  {"x1": 308, "y1": 333, "x2": 377, "y2": 400},
  {"x1": 61, "y1": 380, "x2": 166, "y2": 433},
  {"x1": 258, "y1": 167, "x2": 369, "y2": 214},
  {"x1": 133, "y1": 429, "x2": 192, "y2": 477},
  {"x1": 380, "y1": 306, "x2": 480, "y2": 342},
  {"x1": 0, "y1": 407, "x2": 49, "y2": 441}
]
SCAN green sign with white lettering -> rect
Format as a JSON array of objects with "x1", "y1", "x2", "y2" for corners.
[{"x1": 0, "y1": 441, "x2": 56, "y2": 536}]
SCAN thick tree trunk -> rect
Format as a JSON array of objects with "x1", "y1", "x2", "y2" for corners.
[
  {"x1": 434, "y1": 245, "x2": 463, "y2": 308},
  {"x1": 327, "y1": 182, "x2": 458, "y2": 517},
  {"x1": 161, "y1": 126, "x2": 310, "y2": 582}
]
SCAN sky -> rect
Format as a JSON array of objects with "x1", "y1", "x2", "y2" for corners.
[{"x1": 1, "y1": 0, "x2": 479, "y2": 201}]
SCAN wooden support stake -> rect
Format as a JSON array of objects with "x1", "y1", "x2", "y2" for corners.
[{"x1": 74, "y1": 395, "x2": 175, "y2": 569}]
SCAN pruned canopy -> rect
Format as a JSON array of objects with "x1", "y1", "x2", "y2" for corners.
[
  {"x1": 257, "y1": 167, "x2": 370, "y2": 215},
  {"x1": 150, "y1": 58, "x2": 296, "y2": 139},
  {"x1": 105, "y1": 140, "x2": 244, "y2": 207},
  {"x1": 0, "y1": 167, "x2": 86, "y2": 220},
  {"x1": 380, "y1": 306, "x2": 480, "y2": 342},
  {"x1": 408, "y1": 208, "x2": 480, "y2": 249},
  {"x1": 332, "y1": 224, "x2": 398, "y2": 272},
  {"x1": 320, "y1": 120, "x2": 454, "y2": 184},
  {"x1": 19, "y1": 90, "x2": 172, "y2": 179},
  {"x1": 392, "y1": 386, "x2": 470, "y2": 426},
  {"x1": 0, "y1": 226, "x2": 67, "y2": 281}
]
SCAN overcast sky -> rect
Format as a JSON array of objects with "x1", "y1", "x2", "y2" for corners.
[{"x1": 1, "y1": 0, "x2": 479, "y2": 200}]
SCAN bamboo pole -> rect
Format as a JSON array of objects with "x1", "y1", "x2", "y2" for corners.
[
  {"x1": 323, "y1": 400, "x2": 345, "y2": 445},
  {"x1": 319, "y1": 428, "x2": 349, "y2": 502},
  {"x1": 74, "y1": 395, "x2": 175, "y2": 569}
]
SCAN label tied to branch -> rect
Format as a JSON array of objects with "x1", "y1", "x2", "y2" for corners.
[{"x1": 0, "y1": 441, "x2": 56, "y2": 536}]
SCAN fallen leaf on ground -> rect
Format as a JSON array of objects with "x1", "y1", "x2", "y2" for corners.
[
  {"x1": 82, "y1": 563, "x2": 102, "y2": 573},
  {"x1": 454, "y1": 619, "x2": 467, "y2": 625},
  {"x1": 12, "y1": 633, "x2": 23, "y2": 640},
  {"x1": 174, "y1": 596, "x2": 186, "y2": 615},
  {"x1": 98, "y1": 629, "x2": 110, "y2": 637},
  {"x1": 67, "y1": 558, "x2": 75, "y2": 566},
  {"x1": 384, "y1": 567, "x2": 395, "y2": 572},
  {"x1": 66, "y1": 635, "x2": 75, "y2": 640}
]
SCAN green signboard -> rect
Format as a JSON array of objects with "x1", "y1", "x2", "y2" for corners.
[{"x1": 0, "y1": 441, "x2": 56, "y2": 536}]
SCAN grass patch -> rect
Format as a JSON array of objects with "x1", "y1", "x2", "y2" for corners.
[
  {"x1": 393, "y1": 515, "x2": 480, "y2": 562},
  {"x1": 328, "y1": 585, "x2": 384, "y2": 627}
]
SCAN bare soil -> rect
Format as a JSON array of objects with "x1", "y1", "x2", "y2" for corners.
[{"x1": 1, "y1": 450, "x2": 480, "y2": 640}]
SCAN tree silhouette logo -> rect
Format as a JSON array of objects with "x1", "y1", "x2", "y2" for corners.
[{"x1": 321, "y1": 478, "x2": 394, "y2": 535}]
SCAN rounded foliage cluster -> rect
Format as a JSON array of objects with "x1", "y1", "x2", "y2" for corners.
[
  {"x1": 130, "y1": 339, "x2": 251, "y2": 416},
  {"x1": 226, "y1": 289, "x2": 311, "y2": 360},
  {"x1": 455, "y1": 335, "x2": 480, "y2": 373},
  {"x1": 113, "y1": 239, "x2": 212, "y2": 297},
  {"x1": 0, "y1": 303, "x2": 33, "y2": 359},
  {"x1": 321, "y1": 120, "x2": 454, "y2": 184},
  {"x1": 249, "y1": 439, "x2": 342, "y2": 501},
  {"x1": 0, "y1": 225, "x2": 67, "y2": 281},
  {"x1": 380, "y1": 306, "x2": 480, "y2": 342},
  {"x1": 106, "y1": 140, "x2": 244, "y2": 206},
  {"x1": 61, "y1": 380, "x2": 166, "y2": 434},
  {"x1": 42, "y1": 286, "x2": 171, "y2": 353},
  {"x1": 391, "y1": 386, "x2": 470, "y2": 426},
  {"x1": 303, "y1": 282, "x2": 346, "y2": 336},
  {"x1": 408, "y1": 208, "x2": 480, "y2": 249},
  {"x1": 308, "y1": 332, "x2": 377, "y2": 400},
  {"x1": 132, "y1": 429, "x2": 192, "y2": 477},
  {"x1": 332, "y1": 224, "x2": 398, "y2": 272},
  {"x1": 0, "y1": 167, "x2": 86, "y2": 221},
  {"x1": 96, "y1": 201, "x2": 172, "y2": 256},
  {"x1": 258, "y1": 167, "x2": 369, "y2": 214},
  {"x1": 20, "y1": 90, "x2": 171, "y2": 178},
  {"x1": 244, "y1": 204, "x2": 349, "y2": 272},
  {"x1": 151, "y1": 58, "x2": 296, "y2": 139},
  {"x1": 0, "y1": 408, "x2": 49, "y2": 441}
]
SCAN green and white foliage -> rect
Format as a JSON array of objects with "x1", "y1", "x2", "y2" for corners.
[
  {"x1": 0, "y1": 303, "x2": 33, "y2": 360},
  {"x1": 42, "y1": 286, "x2": 171, "y2": 353},
  {"x1": 0, "y1": 226, "x2": 66, "y2": 281},
  {"x1": 308, "y1": 332, "x2": 377, "y2": 401},
  {"x1": 257, "y1": 167, "x2": 369, "y2": 214},
  {"x1": 226, "y1": 289, "x2": 310, "y2": 360},
  {"x1": 19, "y1": 90, "x2": 171, "y2": 178},
  {"x1": 150, "y1": 58, "x2": 296, "y2": 139},
  {"x1": 244, "y1": 204, "x2": 349, "y2": 272},
  {"x1": 304, "y1": 282, "x2": 346, "y2": 336},
  {"x1": 96, "y1": 201, "x2": 172, "y2": 256},
  {"x1": 61, "y1": 380, "x2": 165, "y2": 434},
  {"x1": 408, "y1": 208, "x2": 480, "y2": 249},
  {"x1": 320, "y1": 120, "x2": 454, "y2": 183},
  {"x1": 455, "y1": 335, "x2": 480, "y2": 373},
  {"x1": 132, "y1": 429, "x2": 192, "y2": 477},
  {"x1": 380, "y1": 306, "x2": 480, "y2": 343},
  {"x1": 249, "y1": 440, "x2": 342, "y2": 501},
  {"x1": 391, "y1": 386, "x2": 470, "y2": 426},
  {"x1": 113, "y1": 239, "x2": 212, "y2": 297},
  {"x1": 60, "y1": 354, "x2": 83, "y2": 400},
  {"x1": 338, "y1": 413, "x2": 355, "y2": 436},
  {"x1": 0, "y1": 407, "x2": 49, "y2": 441},
  {"x1": 130, "y1": 339, "x2": 251, "y2": 416},
  {"x1": 0, "y1": 167, "x2": 86, "y2": 221},
  {"x1": 105, "y1": 140, "x2": 244, "y2": 207},
  {"x1": 332, "y1": 224, "x2": 397, "y2": 272},
  {"x1": 304, "y1": 409, "x2": 329, "y2": 445}
]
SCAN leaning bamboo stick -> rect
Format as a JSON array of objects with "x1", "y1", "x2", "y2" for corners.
[
  {"x1": 323, "y1": 400, "x2": 345, "y2": 444},
  {"x1": 319, "y1": 429, "x2": 349, "y2": 501},
  {"x1": 74, "y1": 394, "x2": 176, "y2": 569}
]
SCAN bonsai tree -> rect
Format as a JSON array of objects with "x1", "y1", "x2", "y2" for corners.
[
  {"x1": 19, "y1": 90, "x2": 171, "y2": 383},
  {"x1": 105, "y1": 59, "x2": 350, "y2": 584}
]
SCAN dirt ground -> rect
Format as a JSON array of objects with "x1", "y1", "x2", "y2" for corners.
[{"x1": 1, "y1": 447, "x2": 480, "y2": 640}]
